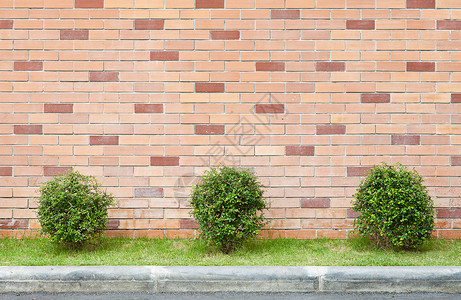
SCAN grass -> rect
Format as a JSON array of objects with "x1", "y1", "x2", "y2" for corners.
[{"x1": 0, "y1": 237, "x2": 460, "y2": 266}]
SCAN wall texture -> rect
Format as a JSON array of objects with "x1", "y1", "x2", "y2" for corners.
[{"x1": 0, "y1": 0, "x2": 461, "y2": 239}]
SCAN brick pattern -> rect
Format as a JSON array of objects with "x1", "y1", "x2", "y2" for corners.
[{"x1": 1, "y1": 1, "x2": 460, "y2": 239}]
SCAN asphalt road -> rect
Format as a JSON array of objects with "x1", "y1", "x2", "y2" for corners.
[{"x1": 1, "y1": 292, "x2": 460, "y2": 300}]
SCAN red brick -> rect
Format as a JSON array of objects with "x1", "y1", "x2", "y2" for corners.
[
  {"x1": 150, "y1": 157, "x2": 179, "y2": 166},
  {"x1": 90, "y1": 72, "x2": 119, "y2": 82},
  {"x1": 407, "y1": 62, "x2": 435, "y2": 72},
  {"x1": 316, "y1": 125, "x2": 345, "y2": 135},
  {"x1": 195, "y1": 83, "x2": 224, "y2": 93},
  {"x1": 14, "y1": 125, "x2": 42, "y2": 134},
  {"x1": 0, "y1": 20, "x2": 13, "y2": 29},
  {"x1": 60, "y1": 30, "x2": 89, "y2": 40},
  {"x1": 14, "y1": 62, "x2": 43, "y2": 71},
  {"x1": 286, "y1": 146, "x2": 314, "y2": 156},
  {"x1": 44, "y1": 104, "x2": 73, "y2": 113},
  {"x1": 316, "y1": 62, "x2": 345, "y2": 72},
  {"x1": 301, "y1": 198, "x2": 330, "y2": 208},
  {"x1": 134, "y1": 20, "x2": 164, "y2": 30},
  {"x1": 195, "y1": 125, "x2": 225, "y2": 135},
  {"x1": 347, "y1": 166, "x2": 372, "y2": 177},
  {"x1": 437, "y1": 208, "x2": 461, "y2": 219},
  {"x1": 106, "y1": 220, "x2": 119, "y2": 230},
  {"x1": 134, "y1": 188, "x2": 164, "y2": 198},
  {"x1": 75, "y1": 0, "x2": 103, "y2": 8},
  {"x1": 452, "y1": 94, "x2": 461, "y2": 103},
  {"x1": 452, "y1": 157, "x2": 461, "y2": 166},
  {"x1": 180, "y1": 219, "x2": 200, "y2": 229},
  {"x1": 135, "y1": 104, "x2": 163, "y2": 113},
  {"x1": 150, "y1": 51, "x2": 179, "y2": 61},
  {"x1": 211, "y1": 31, "x2": 240, "y2": 40},
  {"x1": 90, "y1": 136, "x2": 119, "y2": 145},
  {"x1": 361, "y1": 94, "x2": 390, "y2": 103},
  {"x1": 0, "y1": 219, "x2": 28, "y2": 229},
  {"x1": 391, "y1": 135, "x2": 420, "y2": 145},
  {"x1": 271, "y1": 10, "x2": 300, "y2": 19},
  {"x1": 196, "y1": 0, "x2": 224, "y2": 8},
  {"x1": 256, "y1": 62, "x2": 285, "y2": 71},
  {"x1": 255, "y1": 104, "x2": 284, "y2": 114},
  {"x1": 347, "y1": 208, "x2": 361, "y2": 218},
  {"x1": 44, "y1": 167, "x2": 72, "y2": 176},
  {"x1": 406, "y1": 0, "x2": 435, "y2": 9},
  {"x1": 346, "y1": 20, "x2": 375, "y2": 30},
  {"x1": 437, "y1": 21, "x2": 461, "y2": 30},
  {"x1": 0, "y1": 167, "x2": 12, "y2": 176}
]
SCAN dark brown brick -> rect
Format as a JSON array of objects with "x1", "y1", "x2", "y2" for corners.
[
  {"x1": 211, "y1": 30, "x2": 240, "y2": 40},
  {"x1": 14, "y1": 125, "x2": 42, "y2": 134},
  {"x1": 60, "y1": 30, "x2": 89, "y2": 40},
  {"x1": 44, "y1": 104, "x2": 73, "y2": 113},
  {"x1": 195, "y1": 82, "x2": 224, "y2": 93},
  {"x1": 391, "y1": 135, "x2": 420, "y2": 145},
  {"x1": 346, "y1": 20, "x2": 375, "y2": 30},
  {"x1": 361, "y1": 94, "x2": 390, "y2": 103},
  {"x1": 0, "y1": 167, "x2": 12, "y2": 176},
  {"x1": 134, "y1": 188, "x2": 164, "y2": 198},
  {"x1": 347, "y1": 166, "x2": 372, "y2": 177},
  {"x1": 316, "y1": 125, "x2": 345, "y2": 135},
  {"x1": 90, "y1": 72, "x2": 119, "y2": 82},
  {"x1": 150, "y1": 156, "x2": 180, "y2": 166},
  {"x1": 195, "y1": 125, "x2": 225, "y2": 135},
  {"x1": 271, "y1": 10, "x2": 300, "y2": 19},
  {"x1": 437, "y1": 208, "x2": 461, "y2": 219},
  {"x1": 316, "y1": 62, "x2": 345, "y2": 72},
  {"x1": 196, "y1": 0, "x2": 224, "y2": 8},
  {"x1": 255, "y1": 104, "x2": 285, "y2": 114},
  {"x1": 14, "y1": 62, "x2": 43, "y2": 71},
  {"x1": 407, "y1": 62, "x2": 435, "y2": 72},
  {"x1": 44, "y1": 167, "x2": 72, "y2": 176},
  {"x1": 106, "y1": 220, "x2": 119, "y2": 230},
  {"x1": 256, "y1": 62, "x2": 285, "y2": 71},
  {"x1": 347, "y1": 208, "x2": 361, "y2": 218},
  {"x1": 437, "y1": 20, "x2": 461, "y2": 30},
  {"x1": 301, "y1": 198, "x2": 330, "y2": 208},
  {"x1": 134, "y1": 20, "x2": 164, "y2": 30},
  {"x1": 0, "y1": 219, "x2": 28, "y2": 229},
  {"x1": 134, "y1": 104, "x2": 163, "y2": 113},
  {"x1": 451, "y1": 156, "x2": 461, "y2": 166},
  {"x1": 150, "y1": 51, "x2": 179, "y2": 61},
  {"x1": 452, "y1": 94, "x2": 461, "y2": 103},
  {"x1": 75, "y1": 0, "x2": 104, "y2": 8},
  {"x1": 0, "y1": 20, "x2": 13, "y2": 29},
  {"x1": 90, "y1": 136, "x2": 119, "y2": 145},
  {"x1": 180, "y1": 219, "x2": 200, "y2": 229},
  {"x1": 286, "y1": 146, "x2": 314, "y2": 156},
  {"x1": 407, "y1": 0, "x2": 435, "y2": 9}
]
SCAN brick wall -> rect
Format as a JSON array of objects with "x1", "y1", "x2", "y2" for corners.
[{"x1": 1, "y1": 0, "x2": 461, "y2": 239}]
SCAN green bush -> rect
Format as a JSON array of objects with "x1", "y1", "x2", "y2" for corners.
[
  {"x1": 190, "y1": 166, "x2": 267, "y2": 253},
  {"x1": 37, "y1": 170, "x2": 114, "y2": 248},
  {"x1": 352, "y1": 163, "x2": 436, "y2": 249}
]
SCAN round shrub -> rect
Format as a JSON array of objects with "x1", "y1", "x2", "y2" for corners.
[
  {"x1": 352, "y1": 163, "x2": 435, "y2": 249},
  {"x1": 190, "y1": 166, "x2": 267, "y2": 253},
  {"x1": 37, "y1": 170, "x2": 114, "y2": 248}
]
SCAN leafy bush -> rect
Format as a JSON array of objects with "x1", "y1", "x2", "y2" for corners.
[
  {"x1": 37, "y1": 170, "x2": 114, "y2": 248},
  {"x1": 352, "y1": 163, "x2": 435, "y2": 249},
  {"x1": 190, "y1": 166, "x2": 267, "y2": 253}
]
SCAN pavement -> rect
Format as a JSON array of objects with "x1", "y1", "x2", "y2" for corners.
[{"x1": 0, "y1": 266, "x2": 461, "y2": 294}]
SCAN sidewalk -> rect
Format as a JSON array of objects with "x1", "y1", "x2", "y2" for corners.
[{"x1": 1, "y1": 266, "x2": 460, "y2": 293}]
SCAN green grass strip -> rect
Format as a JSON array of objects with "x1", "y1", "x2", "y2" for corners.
[{"x1": 1, "y1": 237, "x2": 460, "y2": 266}]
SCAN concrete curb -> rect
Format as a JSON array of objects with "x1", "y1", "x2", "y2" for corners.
[{"x1": 1, "y1": 266, "x2": 461, "y2": 293}]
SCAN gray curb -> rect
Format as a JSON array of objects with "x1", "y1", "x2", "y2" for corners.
[{"x1": 1, "y1": 266, "x2": 461, "y2": 293}]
